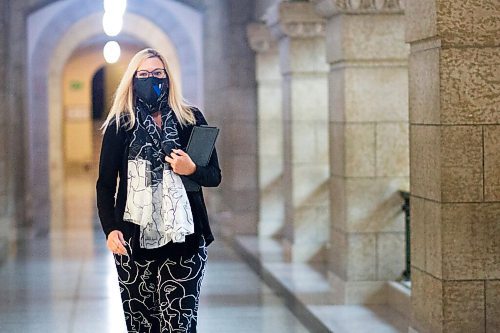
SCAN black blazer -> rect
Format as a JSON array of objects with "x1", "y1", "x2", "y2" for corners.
[{"x1": 96, "y1": 108, "x2": 221, "y2": 260}]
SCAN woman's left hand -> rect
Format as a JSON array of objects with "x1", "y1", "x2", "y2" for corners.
[{"x1": 165, "y1": 149, "x2": 197, "y2": 175}]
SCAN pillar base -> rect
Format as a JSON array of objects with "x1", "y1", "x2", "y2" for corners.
[
  {"x1": 258, "y1": 218, "x2": 284, "y2": 239},
  {"x1": 282, "y1": 238, "x2": 327, "y2": 263},
  {"x1": 328, "y1": 271, "x2": 387, "y2": 305}
]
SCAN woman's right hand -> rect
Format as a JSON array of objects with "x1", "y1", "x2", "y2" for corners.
[{"x1": 107, "y1": 230, "x2": 128, "y2": 255}]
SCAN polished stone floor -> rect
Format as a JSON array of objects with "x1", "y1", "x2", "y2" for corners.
[
  {"x1": 235, "y1": 237, "x2": 409, "y2": 333},
  {"x1": 0, "y1": 171, "x2": 310, "y2": 333}
]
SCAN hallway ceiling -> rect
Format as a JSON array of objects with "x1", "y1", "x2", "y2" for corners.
[
  {"x1": 28, "y1": 0, "x2": 206, "y2": 14},
  {"x1": 75, "y1": 33, "x2": 148, "y2": 53}
]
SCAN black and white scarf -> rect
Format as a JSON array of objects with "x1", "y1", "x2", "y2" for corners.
[{"x1": 123, "y1": 93, "x2": 194, "y2": 249}]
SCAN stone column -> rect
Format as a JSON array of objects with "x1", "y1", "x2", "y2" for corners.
[
  {"x1": 203, "y1": 0, "x2": 259, "y2": 236},
  {"x1": 247, "y1": 23, "x2": 284, "y2": 238},
  {"x1": 406, "y1": 1, "x2": 500, "y2": 332},
  {"x1": 11, "y1": 1, "x2": 32, "y2": 234},
  {"x1": 0, "y1": 0, "x2": 10, "y2": 261},
  {"x1": 2, "y1": 0, "x2": 29, "y2": 244},
  {"x1": 266, "y1": 2, "x2": 330, "y2": 262},
  {"x1": 314, "y1": 0, "x2": 409, "y2": 304}
]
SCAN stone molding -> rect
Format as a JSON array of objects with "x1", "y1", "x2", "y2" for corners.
[
  {"x1": 313, "y1": 0, "x2": 404, "y2": 18},
  {"x1": 246, "y1": 22, "x2": 274, "y2": 53},
  {"x1": 264, "y1": 2, "x2": 325, "y2": 40}
]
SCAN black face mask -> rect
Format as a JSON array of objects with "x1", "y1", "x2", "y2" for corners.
[{"x1": 133, "y1": 76, "x2": 169, "y2": 109}]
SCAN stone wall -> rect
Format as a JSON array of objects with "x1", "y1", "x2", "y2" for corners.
[
  {"x1": 203, "y1": 0, "x2": 259, "y2": 236},
  {"x1": 314, "y1": 0, "x2": 409, "y2": 304},
  {"x1": 247, "y1": 23, "x2": 284, "y2": 238},
  {"x1": 202, "y1": 0, "x2": 228, "y2": 223},
  {"x1": 2, "y1": 0, "x2": 62, "y2": 241},
  {"x1": 265, "y1": 2, "x2": 331, "y2": 262},
  {"x1": 407, "y1": 0, "x2": 500, "y2": 332},
  {"x1": 254, "y1": 0, "x2": 279, "y2": 19},
  {"x1": 1, "y1": 0, "x2": 31, "y2": 260},
  {"x1": 0, "y1": 0, "x2": 11, "y2": 262}
]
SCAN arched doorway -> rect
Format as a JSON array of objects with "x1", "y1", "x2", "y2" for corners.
[{"x1": 92, "y1": 67, "x2": 105, "y2": 121}]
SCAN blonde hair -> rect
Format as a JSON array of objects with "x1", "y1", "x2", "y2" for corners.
[{"x1": 102, "y1": 48, "x2": 196, "y2": 131}]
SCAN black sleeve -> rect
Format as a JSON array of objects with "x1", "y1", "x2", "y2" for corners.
[
  {"x1": 186, "y1": 109, "x2": 222, "y2": 188},
  {"x1": 96, "y1": 121, "x2": 125, "y2": 238}
]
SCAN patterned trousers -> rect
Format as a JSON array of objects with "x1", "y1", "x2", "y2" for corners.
[{"x1": 114, "y1": 237, "x2": 207, "y2": 333}]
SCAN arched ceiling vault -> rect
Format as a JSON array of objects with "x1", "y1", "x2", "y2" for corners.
[{"x1": 27, "y1": 0, "x2": 206, "y2": 15}]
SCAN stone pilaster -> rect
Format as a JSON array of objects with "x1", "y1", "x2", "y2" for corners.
[
  {"x1": 203, "y1": 0, "x2": 259, "y2": 237},
  {"x1": 406, "y1": 0, "x2": 500, "y2": 332},
  {"x1": 10, "y1": 1, "x2": 30, "y2": 234},
  {"x1": 247, "y1": 23, "x2": 284, "y2": 238},
  {"x1": 265, "y1": 2, "x2": 330, "y2": 262},
  {"x1": 314, "y1": 0, "x2": 409, "y2": 304},
  {"x1": 0, "y1": 0, "x2": 10, "y2": 262}
]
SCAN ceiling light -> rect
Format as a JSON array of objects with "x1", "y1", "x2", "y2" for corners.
[
  {"x1": 102, "y1": 12, "x2": 123, "y2": 37},
  {"x1": 103, "y1": 0, "x2": 127, "y2": 15},
  {"x1": 103, "y1": 41, "x2": 121, "y2": 64}
]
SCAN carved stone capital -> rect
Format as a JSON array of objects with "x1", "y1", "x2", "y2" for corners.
[
  {"x1": 313, "y1": 0, "x2": 404, "y2": 18},
  {"x1": 264, "y1": 2, "x2": 326, "y2": 40},
  {"x1": 246, "y1": 23, "x2": 275, "y2": 53}
]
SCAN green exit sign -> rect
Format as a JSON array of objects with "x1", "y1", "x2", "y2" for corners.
[{"x1": 70, "y1": 81, "x2": 83, "y2": 90}]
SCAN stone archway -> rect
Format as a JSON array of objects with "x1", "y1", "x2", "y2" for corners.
[{"x1": 27, "y1": 0, "x2": 203, "y2": 233}]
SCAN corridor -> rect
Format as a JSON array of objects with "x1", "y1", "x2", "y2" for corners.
[
  {"x1": 0, "y1": 170, "x2": 310, "y2": 333},
  {"x1": 2, "y1": 0, "x2": 499, "y2": 331}
]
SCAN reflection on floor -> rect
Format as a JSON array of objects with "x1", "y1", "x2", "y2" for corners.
[
  {"x1": 235, "y1": 237, "x2": 409, "y2": 333},
  {"x1": 0, "y1": 169, "x2": 310, "y2": 333}
]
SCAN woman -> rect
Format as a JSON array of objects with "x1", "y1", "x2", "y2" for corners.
[{"x1": 96, "y1": 48, "x2": 221, "y2": 333}]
